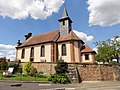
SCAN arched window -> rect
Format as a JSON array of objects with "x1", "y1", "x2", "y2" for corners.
[
  {"x1": 62, "y1": 44, "x2": 66, "y2": 56},
  {"x1": 21, "y1": 49, "x2": 25, "y2": 59},
  {"x1": 30, "y1": 47, "x2": 34, "y2": 57},
  {"x1": 41, "y1": 45, "x2": 45, "y2": 57}
]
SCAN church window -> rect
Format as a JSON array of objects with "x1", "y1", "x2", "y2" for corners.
[
  {"x1": 62, "y1": 44, "x2": 66, "y2": 56},
  {"x1": 21, "y1": 49, "x2": 25, "y2": 59},
  {"x1": 63, "y1": 21, "x2": 65, "y2": 25},
  {"x1": 30, "y1": 47, "x2": 34, "y2": 57},
  {"x1": 41, "y1": 45, "x2": 45, "y2": 57},
  {"x1": 30, "y1": 47, "x2": 34, "y2": 62},
  {"x1": 85, "y1": 54, "x2": 89, "y2": 60}
]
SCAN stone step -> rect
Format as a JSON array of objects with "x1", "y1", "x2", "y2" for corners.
[{"x1": 67, "y1": 64, "x2": 79, "y2": 83}]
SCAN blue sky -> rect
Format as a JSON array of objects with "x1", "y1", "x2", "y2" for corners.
[{"x1": 0, "y1": 0, "x2": 120, "y2": 60}]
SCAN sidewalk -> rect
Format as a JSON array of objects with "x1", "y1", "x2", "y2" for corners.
[{"x1": 0, "y1": 81, "x2": 120, "y2": 90}]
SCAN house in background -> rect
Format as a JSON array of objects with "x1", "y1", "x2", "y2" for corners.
[{"x1": 16, "y1": 7, "x2": 96, "y2": 63}]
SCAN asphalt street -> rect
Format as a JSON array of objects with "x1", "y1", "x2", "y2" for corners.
[{"x1": 0, "y1": 81, "x2": 120, "y2": 90}]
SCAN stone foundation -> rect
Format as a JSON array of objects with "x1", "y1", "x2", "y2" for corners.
[{"x1": 21, "y1": 62, "x2": 120, "y2": 81}]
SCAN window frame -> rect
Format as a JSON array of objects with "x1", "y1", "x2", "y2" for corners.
[
  {"x1": 85, "y1": 54, "x2": 89, "y2": 60},
  {"x1": 63, "y1": 21, "x2": 65, "y2": 25},
  {"x1": 21, "y1": 49, "x2": 25, "y2": 59},
  {"x1": 62, "y1": 44, "x2": 66, "y2": 56},
  {"x1": 30, "y1": 47, "x2": 34, "y2": 58},
  {"x1": 41, "y1": 45, "x2": 45, "y2": 57}
]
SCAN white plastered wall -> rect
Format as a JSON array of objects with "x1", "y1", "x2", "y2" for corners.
[
  {"x1": 16, "y1": 43, "x2": 51, "y2": 62},
  {"x1": 81, "y1": 53, "x2": 93, "y2": 63},
  {"x1": 58, "y1": 42, "x2": 71, "y2": 62},
  {"x1": 74, "y1": 41, "x2": 80, "y2": 62}
]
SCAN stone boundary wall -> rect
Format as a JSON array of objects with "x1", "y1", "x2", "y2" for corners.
[
  {"x1": 21, "y1": 62, "x2": 120, "y2": 81},
  {"x1": 77, "y1": 64, "x2": 114, "y2": 81},
  {"x1": 21, "y1": 62, "x2": 56, "y2": 74}
]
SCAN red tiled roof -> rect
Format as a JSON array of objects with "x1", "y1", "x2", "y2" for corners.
[
  {"x1": 18, "y1": 30, "x2": 60, "y2": 47},
  {"x1": 17, "y1": 30, "x2": 84, "y2": 48},
  {"x1": 57, "y1": 30, "x2": 83, "y2": 42},
  {"x1": 81, "y1": 45, "x2": 96, "y2": 53}
]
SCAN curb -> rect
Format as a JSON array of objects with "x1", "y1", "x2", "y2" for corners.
[{"x1": 0, "y1": 80, "x2": 52, "y2": 83}]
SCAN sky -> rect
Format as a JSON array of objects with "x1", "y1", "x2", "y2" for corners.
[{"x1": 0, "y1": 0, "x2": 120, "y2": 60}]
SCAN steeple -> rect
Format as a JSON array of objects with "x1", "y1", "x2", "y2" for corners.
[
  {"x1": 58, "y1": 4, "x2": 73, "y2": 36},
  {"x1": 62, "y1": 4, "x2": 68, "y2": 18}
]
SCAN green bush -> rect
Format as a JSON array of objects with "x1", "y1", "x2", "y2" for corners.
[
  {"x1": 49, "y1": 60, "x2": 69, "y2": 84},
  {"x1": 34, "y1": 71, "x2": 47, "y2": 78},
  {"x1": 54, "y1": 60, "x2": 68, "y2": 74},
  {"x1": 48, "y1": 74, "x2": 52, "y2": 81},
  {"x1": 23, "y1": 62, "x2": 32, "y2": 74},
  {"x1": 29, "y1": 67, "x2": 37, "y2": 76},
  {"x1": 48, "y1": 74, "x2": 69, "y2": 84}
]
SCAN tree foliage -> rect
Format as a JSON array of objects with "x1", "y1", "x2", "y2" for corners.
[
  {"x1": 94, "y1": 36, "x2": 120, "y2": 63},
  {"x1": 8, "y1": 60, "x2": 20, "y2": 73}
]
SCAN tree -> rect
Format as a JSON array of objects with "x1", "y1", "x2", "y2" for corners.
[
  {"x1": 8, "y1": 60, "x2": 20, "y2": 73},
  {"x1": 94, "y1": 36, "x2": 120, "y2": 63},
  {"x1": 111, "y1": 36, "x2": 120, "y2": 63}
]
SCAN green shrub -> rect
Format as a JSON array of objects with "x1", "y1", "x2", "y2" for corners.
[
  {"x1": 48, "y1": 74, "x2": 52, "y2": 81},
  {"x1": 29, "y1": 67, "x2": 37, "y2": 76},
  {"x1": 34, "y1": 71, "x2": 47, "y2": 78},
  {"x1": 54, "y1": 60, "x2": 68, "y2": 74},
  {"x1": 23, "y1": 62, "x2": 32, "y2": 74},
  {"x1": 48, "y1": 74, "x2": 69, "y2": 84},
  {"x1": 49, "y1": 60, "x2": 69, "y2": 84}
]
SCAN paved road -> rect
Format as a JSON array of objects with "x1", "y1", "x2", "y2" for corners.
[{"x1": 0, "y1": 81, "x2": 120, "y2": 90}]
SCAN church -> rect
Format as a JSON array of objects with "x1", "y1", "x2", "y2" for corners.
[{"x1": 16, "y1": 6, "x2": 96, "y2": 63}]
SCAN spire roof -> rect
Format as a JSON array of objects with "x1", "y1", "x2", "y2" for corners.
[
  {"x1": 62, "y1": 4, "x2": 69, "y2": 18},
  {"x1": 58, "y1": 4, "x2": 72, "y2": 23}
]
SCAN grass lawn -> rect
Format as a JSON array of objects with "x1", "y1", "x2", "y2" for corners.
[{"x1": 0, "y1": 70, "x2": 48, "y2": 81}]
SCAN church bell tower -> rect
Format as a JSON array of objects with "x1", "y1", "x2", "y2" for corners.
[{"x1": 58, "y1": 5, "x2": 73, "y2": 36}]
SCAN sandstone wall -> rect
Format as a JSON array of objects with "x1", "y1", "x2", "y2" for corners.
[
  {"x1": 21, "y1": 62, "x2": 56, "y2": 74},
  {"x1": 77, "y1": 64, "x2": 114, "y2": 81},
  {"x1": 21, "y1": 62, "x2": 120, "y2": 81}
]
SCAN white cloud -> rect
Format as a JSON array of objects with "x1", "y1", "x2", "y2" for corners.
[
  {"x1": 0, "y1": 44, "x2": 16, "y2": 60},
  {"x1": 0, "y1": 0, "x2": 64, "y2": 20},
  {"x1": 0, "y1": 44, "x2": 15, "y2": 50},
  {"x1": 88, "y1": 0, "x2": 120, "y2": 26},
  {"x1": 0, "y1": 52, "x2": 4, "y2": 57},
  {"x1": 73, "y1": 30, "x2": 94, "y2": 43}
]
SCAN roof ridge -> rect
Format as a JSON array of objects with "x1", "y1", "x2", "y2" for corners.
[{"x1": 35, "y1": 30, "x2": 59, "y2": 37}]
